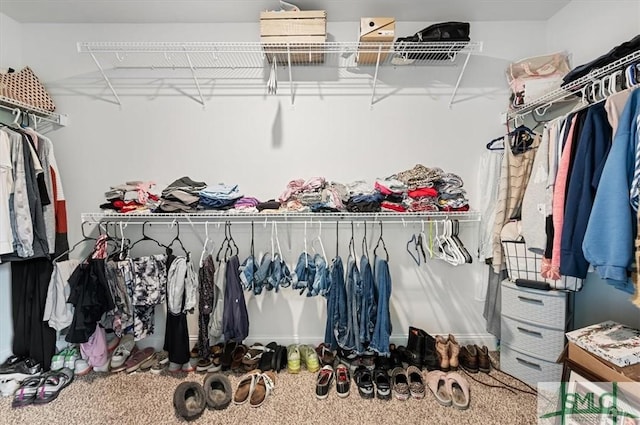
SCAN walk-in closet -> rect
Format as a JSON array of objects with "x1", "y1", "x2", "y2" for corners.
[{"x1": 1, "y1": 1, "x2": 639, "y2": 424}]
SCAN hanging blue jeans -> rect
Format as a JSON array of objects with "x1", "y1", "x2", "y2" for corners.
[
  {"x1": 369, "y1": 256, "x2": 392, "y2": 355},
  {"x1": 312, "y1": 254, "x2": 330, "y2": 297},
  {"x1": 325, "y1": 256, "x2": 347, "y2": 350},
  {"x1": 359, "y1": 255, "x2": 377, "y2": 350},
  {"x1": 345, "y1": 256, "x2": 362, "y2": 353},
  {"x1": 292, "y1": 252, "x2": 315, "y2": 296}
]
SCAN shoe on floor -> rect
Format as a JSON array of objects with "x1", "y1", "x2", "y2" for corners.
[
  {"x1": 286, "y1": 345, "x2": 301, "y2": 374},
  {"x1": 106, "y1": 334, "x2": 121, "y2": 353},
  {"x1": 373, "y1": 368, "x2": 391, "y2": 400},
  {"x1": 196, "y1": 358, "x2": 212, "y2": 373},
  {"x1": 460, "y1": 345, "x2": 479, "y2": 373},
  {"x1": 249, "y1": 371, "x2": 276, "y2": 408},
  {"x1": 299, "y1": 344, "x2": 320, "y2": 373},
  {"x1": 390, "y1": 367, "x2": 410, "y2": 401},
  {"x1": 203, "y1": 373, "x2": 232, "y2": 410},
  {"x1": 182, "y1": 360, "x2": 196, "y2": 373},
  {"x1": 475, "y1": 344, "x2": 491, "y2": 373},
  {"x1": 446, "y1": 372, "x2": 470, "y2": 410},
  {"x1": 74, "y1": 359, "x2": 91, "y2": 376},
  {"x1": 353, "y1": 366, "x2": 374, "y2": 399},
  {"x1": 426, "y1": 370, "x2": 452, "y2": 407},
  {"x1": 335, "y1": 364, "x2": 351, "y2": 398},
  {"x1": 139, "y1": 352, "x2": 157, "y2": 372},
  {"x1": 125, "y1": 347, "x2": 155, "y2": 373},
  {"x1": 173, "y1": 381, "x2": 206, "y2": 421},
  {"x1": 0, "y1": 357, "x2": 42, "y2": 382},
  {"x1": 63, "y1": 346, "x2": 79, "y2": 370},
  {"x1": 150, "y1": 357, "x2": 166, "y2": 375},
  {"x1": 315, "y1": 365, "x2": 334, "y2": 400},
  {"x1": 406, "y1": 365, "x2": 425, "y2": 399},
  {"x1": 110, "y1": 334, "x2": 135, "y2": 372}
]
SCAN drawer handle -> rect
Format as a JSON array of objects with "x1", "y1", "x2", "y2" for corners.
[
  {"x1": 517, "y1": 295, "x2": 543, "y2": 305},
  {"x1": 517, "y1": 326, "x2": 543, "y2": 337},
  {"x1": 516, "y1": 357, "x2": 542, "y2": 370}
]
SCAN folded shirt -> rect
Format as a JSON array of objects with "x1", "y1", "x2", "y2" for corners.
[
  {"x1": 162, "y1": 176, "x2": 207, "y2": 197},
  {"x1": 199, "y1": 183, "x2": 243, "y2": 200}
]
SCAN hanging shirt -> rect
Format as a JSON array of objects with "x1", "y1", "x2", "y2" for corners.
[{"x1": 0, "y1": 130, "x2": 14, "y2": 255}]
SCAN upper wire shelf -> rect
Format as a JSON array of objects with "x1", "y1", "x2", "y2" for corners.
[
  {"x1": 507, "y1": 49, "x2": 640, "y2": 120},
  {"x1": 77, "y1": 41, "x2": 483, "y2": 107}
]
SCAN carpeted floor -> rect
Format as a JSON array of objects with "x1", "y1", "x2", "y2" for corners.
[{"x1": 0, "y1": 363, "x2": 540, "y2": 425}]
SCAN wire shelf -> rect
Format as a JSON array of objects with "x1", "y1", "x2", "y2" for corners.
[
  {"x1": 77, "y1": 40, "x2": 483, "y2": 107},
  {"x1": 77, "y1": 41, "x2": 482, "y2": 68},
  {"x1": 508, "y1": 48, "x2": 640, "y2": 119},
  {"x1": 0, "y1": 96, "x2": 68, "y2": 127},
  {"x1": 81, "y1": 210, "x2": 481, "y2": 224}
]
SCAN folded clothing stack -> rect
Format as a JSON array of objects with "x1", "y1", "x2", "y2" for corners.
[
  {"x1": 100, "y1": 181, "x2": 159, "y2": 213},
  {"x1": 435, "y1": 173, "x2": 469, "y2": 211},
  {"x1": 345, "y1": 180, "x2": 382, "y2": 213},
  {"x1": 198, "y1": 183, "x2": 243, "y2": 210},
  {"x1": 278, "y1": 177, "x2": 329, "y2": 212},
  {"x1": 376, "y1": 178, "x2": 408, "y2": 212},
  {"x1": 392, "y1": 164, "x2": 470, "y2": 212},
  {"x1": 158, "y1": 176, "x2": 207, "y2": 213}
]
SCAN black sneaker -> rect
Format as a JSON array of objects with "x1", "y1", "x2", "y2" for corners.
[
  {"x1": 0, "y1": 355, "x2": 25, "y2": 371},
  {"x1": 335, "y1": 364, "x2": 351, "y2": 398},
  {"x1": 353, "y1": 366, "x2": 374, "y2": 399},
  {"x1": 0, "y1": 357, "x2": 42, "y2": 381},
  {"x1": 373, "y1": 369, "x2": 392, "y2": 400}
]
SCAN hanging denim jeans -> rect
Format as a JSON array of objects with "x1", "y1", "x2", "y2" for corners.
[
  {"x1": 327, "y1": 256, "x2": 348, "y2": 350},
  {"x1": 359, "y1": 255, "x2": 377, "y2": 350},
  {"x1": 311, "y1": 253, "x2": 330, "y2": 297},
  {"x1": 345, "y1": 255, "x2": 362, "y2": 353},
  {"x1": 292, "y1": 252, "x2": 315, "y2": 296},
  {"x1": 238, "y1": 255, "x2": 256, "y2": 292},
  {"x1": 253, "y1": 252, "x2": 272, "y2": 294},
  {"x1": 369, "y1": 256, "x2": 392, "y2": 355}
]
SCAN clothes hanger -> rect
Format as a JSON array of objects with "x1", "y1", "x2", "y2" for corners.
[
  {"x1": 348, "y1": 221, "x2": 357, "y2": 260},
  {"x1": 199, "y1": 221, "x2": 212, "y2": 267},
  {"x1": 311, "y1": 222, "x2": 327, "y2": 260},
  {"x1": 129, "y1": 221, "x2": 168, "y2": 252},
  {"x1": 216, "y1": 221, "x2": 230, "y2": 262},
  {"x1": 406, "y1": 233, "x2": 421, "y2": 266},
  {"x1": 225, "y1": 221, "x2": 238, "y2": 260},
  {"x1": 373, "y1": 221, "x2": 389, "y2": 262},
  {"x1": 53, "y1": 221, "x2": 96, "y2": 262},
  {"x1": 167, "y1": 220, "x2": 189, "y2": 258},
  {"x1": 450, "y1": 219, "x2": 472, "y2": 264},
  {"x1": 361, "y1": 221, "x2": 369, "y2": 260}
]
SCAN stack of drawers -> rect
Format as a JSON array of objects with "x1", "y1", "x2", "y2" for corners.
[{"x1": 500, "y1": 280, "x2": 568, "y2": 387}]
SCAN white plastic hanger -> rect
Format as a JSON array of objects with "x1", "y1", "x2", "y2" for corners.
[
  {"x1": 199, "y1": 221, "x2": 214, "y2": 267},
  {"x1": 311, "y1": 222, "x2": 327, "y2": 260}
]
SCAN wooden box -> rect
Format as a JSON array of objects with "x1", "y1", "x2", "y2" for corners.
[
  {"x1": 260, "y1": 10, "x2": 327, "y2": 64},
  {"x1": 357, "y1": 17, "x2": 395, "y2": 65}
]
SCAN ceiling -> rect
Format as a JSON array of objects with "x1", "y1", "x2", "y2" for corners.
[{"x1": 0, "y1": 0, "x2": 571, "y2": 23}]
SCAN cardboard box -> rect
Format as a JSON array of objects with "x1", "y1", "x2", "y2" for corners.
[
  {"x1": 565, "y1": 342, "x2": 640, "y2": 382},
  {"x1": 566, "y1": 321, "x2": 640, "y2": 367},
  {"x1": 357, "y1": 17, "x2": 395, "y2": 65},
  {"x1": 260, "y1": 10, "x2": 327, "y2": 64}
]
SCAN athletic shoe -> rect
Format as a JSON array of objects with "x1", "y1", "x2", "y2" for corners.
[{"x1": 0, "y1": 358, "x2": 42, "y2": 382}]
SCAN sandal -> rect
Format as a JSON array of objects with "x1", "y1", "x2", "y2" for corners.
[
  {"x1": 426, "y1": 370, "x2": 452, "y2": 407},
  {"x1": 242, "y1": 343, "x2": 269, "y2": 371},
  {"x1": 33, "y1": 367, "x2": 74, "y2": 405},
  {"x1": 231, "y1": 345, "x2": 248, "y2": 371},
  {"x1": 446, "y1": 372, "x2": 470, "y2": 410},
  {"x1": 249, "y1": 371, "x2": 276, "y2": 408},
  {"x1": 233, "y1": 370, "x2": 260, "y2": 405},
  {"x1": 315, "y1": 343, "x2": 336, "y2": 366},
  {"x1": 11, "y1": 376, "x2": 43, "y2": 408}
]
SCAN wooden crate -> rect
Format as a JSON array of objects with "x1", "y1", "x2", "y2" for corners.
[
  {"x1": 260, "y1": 10, "x2": 327, "y2": 64},
  {"x1": 357, "y1": 17, "x2": 395, "y2": 65}
]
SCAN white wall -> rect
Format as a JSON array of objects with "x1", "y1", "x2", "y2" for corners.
[
  {"x1": 2, "y1": 19, "x2": 547, "y2": 351},
  {"x1": 0, "y1": 11, "x2": 23, "y2": 361},
  {"x1": 547, "y1": 0, "x2": 640, "y2": 330}
]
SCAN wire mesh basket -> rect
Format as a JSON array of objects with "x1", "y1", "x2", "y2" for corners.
[{"x1": 502, "y1": 240, "x2": 583, "y2": 291}]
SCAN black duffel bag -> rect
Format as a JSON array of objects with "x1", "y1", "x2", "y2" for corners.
[{"x1": 394, "y1": 22, "x2": 470, "y2": 61}]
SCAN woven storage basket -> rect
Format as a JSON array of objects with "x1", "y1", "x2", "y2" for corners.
[{"x1": 0, "y1": 67, "x2": 56, "y2": 112}]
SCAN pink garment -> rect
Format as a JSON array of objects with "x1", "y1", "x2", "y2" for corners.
[
  {"x1": 546, "y1": 116, "x2": 577, "y2": 279},
  {"x1": 278, "y1": 177, "x2": 326, "y2": 202},
  {"x1": 92, "y1": 234, "x2": 109, "y2": 259},
  {"x1": 135, "y1": 181, "x2": 156, "y2": 205},
  {"x1": 80, "y1": 325, "x2": 109, "y2": 368}
]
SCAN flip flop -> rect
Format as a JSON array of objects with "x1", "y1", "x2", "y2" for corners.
[
  {"x1": 11, "y1": 376, "x2": 42, "y2": 408},
  {"x1": 33, "y1": 367, "x2": 74, "y2": 405}
]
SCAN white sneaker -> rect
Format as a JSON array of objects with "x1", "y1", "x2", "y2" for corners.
[
  {"x1": 74, "y1": 359, "x2": 91, "y2": 376},
  {"x1": 0, "y1": 379, "x2": 19, "y2": 397}
]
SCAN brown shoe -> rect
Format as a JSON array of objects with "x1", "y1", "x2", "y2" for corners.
[
  {"x1": 447, "y1": 335, "x2": 460, "y2": 371},
  {"x1": 475, "y1": 345, "x2": 491, "y2": 373},
  {"x1": 435, "y1": 335, "x2": 449, "y2": 371},
  {"x1": 459, "y1": 345, "x2": 478, "y2": 373}
]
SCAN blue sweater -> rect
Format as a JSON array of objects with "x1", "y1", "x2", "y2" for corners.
[
  {"x1": 582, "y1": 89, "x2": 640, "y2": 293},
  {"x1": 560, "y1": 103, "x2": 612, "y2": 278}
]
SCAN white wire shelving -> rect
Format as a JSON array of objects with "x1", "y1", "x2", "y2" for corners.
[
  {"x1": 81, "y1": 210, "x2": 481, "y2": 226},
  {"x1": 0, "y1": 96, "x2": 68, "y2": 128},
  {"x1": 507, "y1": 48, "x2": 640, "y2": 121},
  {"x1": 77, "y1": 40, "x2": 483, "y2": 107}
]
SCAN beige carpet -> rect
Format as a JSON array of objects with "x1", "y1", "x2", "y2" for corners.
[{"x1": 0, "y1": 364, "x2": 539, "y2": 425}]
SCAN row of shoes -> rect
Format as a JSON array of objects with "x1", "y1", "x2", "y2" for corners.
[{"x1": 173, "y1": 373, "x2": 233, "y2": 421}]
